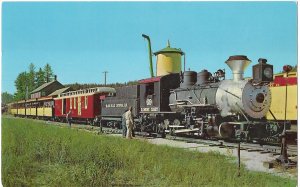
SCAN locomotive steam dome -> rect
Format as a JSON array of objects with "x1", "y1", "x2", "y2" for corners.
[
  {"x1": 216, "y1": 55, "x2": 271, "y2": 119},
  {"x1": 180, "y1": 71, "x2": 197, "y2": 88},
  {"x1": 154, "y1": 41, "x2": 184, "y2": 76}
]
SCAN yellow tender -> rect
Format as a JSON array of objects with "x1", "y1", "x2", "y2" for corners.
[{"x1": 266, "y1": 72, "x2": 297, "y2": 121}]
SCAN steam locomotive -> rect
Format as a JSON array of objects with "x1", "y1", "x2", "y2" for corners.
[
  {"x1": 8, "y1": 35, "x2": 288, "y2": 142},
  {"x1": 101, "y1": 54, "x2": 284, "y2": 142}
]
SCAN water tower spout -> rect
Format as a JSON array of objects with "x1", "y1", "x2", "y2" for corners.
[{"x1": 142, "y1": 34, "x2": 154, "y2": 77}]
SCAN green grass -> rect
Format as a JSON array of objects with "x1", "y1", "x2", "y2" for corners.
[{"x1": 2, "y1": 117, "x2": 297, "y2": 187}]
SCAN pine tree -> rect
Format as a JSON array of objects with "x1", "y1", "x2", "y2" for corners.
[
  {"x1": 14, "y1": 72, "x2": 28, "y2": 100},
  {"x1": 36, "y1": 68, "x2": 45, "y2": 87},
  {"x1": 2, "y1": 92, "x2": 14, "y2": 104},
  {"x1": 44, "y1": 63, "x2": 54, "y2": 83},
  {"x1": 28, "y1": 63, "x2": 36, "y2": 92}
]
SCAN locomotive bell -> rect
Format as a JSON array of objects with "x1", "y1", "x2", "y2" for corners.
[
  {"x1": 196, "y1": 69, "x2": 211, "y2": 85},
  {"x1": 225, "y1": 55, "x2": 251, "y2": 81}
]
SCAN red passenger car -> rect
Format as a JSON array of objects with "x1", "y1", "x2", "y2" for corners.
[{"x1": 54, "y1": 87, "x2": 116, "y2": 124}]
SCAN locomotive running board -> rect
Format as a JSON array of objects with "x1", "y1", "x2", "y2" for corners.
[
  {"x1": 140, "y1": 111, "x2": 177, "y2": 114},
  {"x1": 174, "y1": 128, "x2": 199, "y2": 133},
  {"x1": 168, "y1": 125, "x2": 185, "y2": 128}
]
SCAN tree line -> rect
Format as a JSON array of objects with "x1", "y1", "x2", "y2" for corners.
[
  {"x1": 3, "y1": 62, "x2": 137, "y2": 103},
  {"x1": 13, "y1": 63, "x2": 55, "y2": 101}
]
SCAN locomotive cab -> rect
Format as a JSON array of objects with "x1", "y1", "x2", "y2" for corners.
[
  {"x1": 138, "y1": 74, "x2": 181, "y2": 135},
  {"x1": 139, "y1": 73, "x2": 180, "y2": 113}
]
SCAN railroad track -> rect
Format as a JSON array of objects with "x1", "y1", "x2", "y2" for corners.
[
  {"x1": 9, "y1": 116, "x2": 299, "y2": 159},
  {"x1": 164, "y1": 135, "x2": 298, "y2": 158},
  {"x1": 96, "y1": 124, "x2": 298, "y2": 159}
]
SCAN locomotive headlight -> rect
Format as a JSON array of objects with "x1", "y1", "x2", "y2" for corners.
[
  {"x1": 263, "y1": 67, "x2": 273, "y2": 78},
  {"x1": 256, "y1": 93, "x2": 265, "y2": 103}
]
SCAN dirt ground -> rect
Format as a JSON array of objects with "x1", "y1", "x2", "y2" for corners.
[{"x1": 145, "y1": 138, "x2": 297, "y2": 179}]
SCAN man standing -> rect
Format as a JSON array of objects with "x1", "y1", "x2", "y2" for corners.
[
  {"x1": 122, "y1": 109, "x2": 127, "y2": 138},
  {"x1": 125, "y1": 106, "x2": 134, "y2": 139},
  {"x1": 66, "y1": 110, "x2": 72, "y2": 128}
]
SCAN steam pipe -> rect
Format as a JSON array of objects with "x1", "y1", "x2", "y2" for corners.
[{"x1": 142, "y1": 34, "x2": 154, "y2": 77}]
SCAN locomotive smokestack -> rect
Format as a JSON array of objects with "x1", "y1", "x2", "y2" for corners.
[{"x1": 225, "y1": 55, "x2": 251, "y2": 81}]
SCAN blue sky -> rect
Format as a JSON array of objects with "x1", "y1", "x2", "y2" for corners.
[{"x1": 2, "y1": 2, "x2": 297, "y2": 94}]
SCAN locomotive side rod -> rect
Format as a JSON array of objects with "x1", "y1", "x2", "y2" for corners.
[{"x1": 268, "y1": 110, "x2": 277, "y2": 121}]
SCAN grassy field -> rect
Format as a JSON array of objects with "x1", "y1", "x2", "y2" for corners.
[{"x1": 2, "y1": 117, "x2": 297, "y2": 187}]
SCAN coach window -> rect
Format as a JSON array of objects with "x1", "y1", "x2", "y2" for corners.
[
  {"x1": 74, "y1": 97, "x2": 76, "y2": 109},
  {"x1": 62, "y1": 98, "x2": 66, "y2": 114},
  {"x1": 85, "y1": 96, "x2": 88, "y2": 109},
  {"x1": 70, "y1": 98, "x2": 72, "y2": 109}
]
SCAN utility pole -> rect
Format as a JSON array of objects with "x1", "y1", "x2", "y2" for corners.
[
  {"x1": 26, "y1": 86, "x2": 28, "y2": 100},
  {"x1": 103, "y1": 71, "x2": 108, "y2": 85}
]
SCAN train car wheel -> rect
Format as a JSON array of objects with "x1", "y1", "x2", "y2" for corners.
[{"x1": 219, "y1": 122, "x2": 235, "y2": 138}]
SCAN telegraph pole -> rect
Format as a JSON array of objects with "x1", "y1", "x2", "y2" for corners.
[{"x1": 103, "y1": 71, "x2": 108, "y2": 85}]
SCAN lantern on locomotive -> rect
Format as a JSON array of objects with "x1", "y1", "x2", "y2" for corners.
[{"x1": 252, "y1": 58, "x2": 274, "y2": 83}]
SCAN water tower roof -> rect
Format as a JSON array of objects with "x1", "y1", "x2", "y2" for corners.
[{"x1": 154, "y1": 41, "x2": 184, "y2": 55}]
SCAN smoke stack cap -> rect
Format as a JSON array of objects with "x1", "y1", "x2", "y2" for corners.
[{"x1": 226, "y1": 55, "x2": 250, "y2": 61}]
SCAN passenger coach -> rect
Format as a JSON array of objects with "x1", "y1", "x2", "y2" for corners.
[{"x1": 54, "y1": 87, "x2": 115, "y2": 124}]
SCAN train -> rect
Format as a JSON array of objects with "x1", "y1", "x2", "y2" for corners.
[{"x1": 7, "y1": 35, "x2": 296, "y2": 143}]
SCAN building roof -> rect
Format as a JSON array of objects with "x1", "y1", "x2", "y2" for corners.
[
  {"x1": 30, "y1": 80, "x2": 58, "y2": 94},
  {"x1": 58, "y1": 87, "x2": 116, "y2": 98},
  {"x1": 48, "y1": 87, "x2": 71, "y2": 96},
  {"x1": 139, "y1": 76, "x2": 162, "y2": 84}
]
